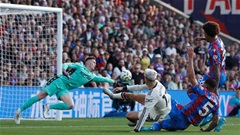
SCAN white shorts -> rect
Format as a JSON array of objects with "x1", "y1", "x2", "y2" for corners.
[{"x1": 138, "y1": 94, "x2": 171, "y2": 121}]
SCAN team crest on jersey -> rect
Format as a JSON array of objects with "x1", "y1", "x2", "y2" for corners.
[{"x1": 213, "y1": 55, "x2": 218, "y2": 60}]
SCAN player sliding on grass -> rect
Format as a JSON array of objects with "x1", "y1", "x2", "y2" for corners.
[
  {"x1": 141, "y1": 46, "x2": 220, "y2": 132},
  {"x1": 103, "y1": 68, "x2": 171, "y2": 132},
  {"x1": 14, "y1": 56, "x2": 115, "y2": 124},
  {"x1": 191, "y1": 21, "x2": 226, "y2": 131}
]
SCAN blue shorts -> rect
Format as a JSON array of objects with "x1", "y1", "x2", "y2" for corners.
[
  {"x1": 197, "y1": 74, "x2": 226, "y2": 88},
  {"x1": 161, "y1": 99, "x2": 190, "y2": 131}
]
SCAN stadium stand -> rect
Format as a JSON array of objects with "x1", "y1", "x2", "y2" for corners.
[{"x1": 0, "y1": 0, "x2": 239, "y2": 91}]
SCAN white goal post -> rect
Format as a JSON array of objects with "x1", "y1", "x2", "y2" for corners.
[{"x1": 0, "y1": 3, "x2": 63, "y2": 120}]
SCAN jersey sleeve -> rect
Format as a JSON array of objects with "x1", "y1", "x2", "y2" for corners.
[
  {"x1": 92, "y1": 75, "x2": 115, "y2": 84},
  {"x1": 134, "y1": 94, "x2": 158, "y2": 131},
  {"x1": 127, "y1": 84, "x2": 148, "y2": 91},
  {"x1": 62, "y1": 62, "x2": 82, "y2": 70},
  {"x1": 191, "y1": 84, "x2": 206, "y2": 96}
]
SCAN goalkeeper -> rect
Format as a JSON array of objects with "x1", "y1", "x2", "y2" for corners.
[{"x1": 14, "y1": 56, "x2": 114, "y2": 124}]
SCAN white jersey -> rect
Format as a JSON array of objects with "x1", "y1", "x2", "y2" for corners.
[{"x1": 127, "y1": 80, "x2": 171, "y2": 131}]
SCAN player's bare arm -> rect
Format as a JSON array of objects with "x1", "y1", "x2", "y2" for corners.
[
  {"x1": 187, "y1": 46, "x2": 197, "y2": 86},
  {"x1": 213, "y1": 64, "x2": 220, "y2": 89},
  {"x1": 200, "y1": 114, "x2": 219, "y2": 132}
]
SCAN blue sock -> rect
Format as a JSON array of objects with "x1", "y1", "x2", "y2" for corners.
[
  {"x1": 214, "y1": 117, "x2": 226, "y2": 132},
  {"x1": 152, "y1": 122, "x2": 162, "y2": 131},
  {"x1": 140, "y1": 127, "x2": 153, "y2": 131},
  {"x1": 200, "y1": 113, "x2": 213, "y2": 127}
]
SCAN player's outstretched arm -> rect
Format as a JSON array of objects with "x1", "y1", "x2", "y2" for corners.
[
  {"x1": 187, "y1": 46, "x2": 197, "y2": 86},
  {"x1": 92, "y1": 75, "x2": 115, "y2": 84}
]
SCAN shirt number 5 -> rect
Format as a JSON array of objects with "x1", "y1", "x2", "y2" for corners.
[{"x1": 199, "y1": 101, "x2": 214, "y2": 116}]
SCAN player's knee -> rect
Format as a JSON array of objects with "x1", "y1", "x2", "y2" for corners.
[
  {"x1": 126, "y1": 112, "x2": 133, "y2": 119},
  {"x1": 37, "y1": 91, "x2": 48, "y2": 100}
]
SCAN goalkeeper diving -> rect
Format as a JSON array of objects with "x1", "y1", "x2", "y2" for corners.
[{"x1": 14, "y1": 56, "x2": 114, "y2": 124}]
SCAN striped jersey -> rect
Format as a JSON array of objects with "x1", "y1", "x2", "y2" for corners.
[
  {"x1": 182, "y1": 84, "x2": 219, "y2": 126},
  {"x1": 207, "y1": 36, "x2": 226, "y2": 77}
]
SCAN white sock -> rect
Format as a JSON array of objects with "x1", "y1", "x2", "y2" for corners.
[{"x1": 112, "y1": 93, "x2": 123, "y2": 99}]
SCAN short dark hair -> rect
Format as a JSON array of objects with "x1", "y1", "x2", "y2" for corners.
[
  {"x1": 205, "y1": 78, "x2": 218, "y2": 90},
  {"x1": 202, "y1": 21, "x2": 220, "y2": 37},
  {"x1": 84, "y1": 56, "x2": 95, "y2": 64}
]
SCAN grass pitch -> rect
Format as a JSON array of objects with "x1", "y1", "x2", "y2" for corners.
[{"x1": 0, "y1": 117, "x2": 239, "y2": 135}]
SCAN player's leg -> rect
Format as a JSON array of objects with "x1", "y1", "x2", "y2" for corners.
[
  {"x1": 103, "y1": 87, "x2": 146, "y2": 105},
  {"x1": 126, "y1": 112, "x2": 139, "y2": 126},
  {"x1": 214, "y1": 117, "x2": 226, "y2": 132},
  {"x1": 14, "y1": 90, "x2": 48, "y2": 124},
  {"x1": 43, "y1": 91, "x2": 73, "y2": 118},
  {"x1": 200, "y1": 75, "x2": 227, "y2": 130},
  {"x1": 212, "y1": 74, "x2": 227, "y2": 132},
  {"x1": 103, "y1": 87, "x2": 114, "y2": 99},
  {"x1": 200, "y1": 113, "x2": 213, "y2": 127},
  {"x1": 126, "y1": 94, "x2": 145, "y2": 105},
  {"x1": 125, "y1": 94, "x2": 146, "y2": 127}
]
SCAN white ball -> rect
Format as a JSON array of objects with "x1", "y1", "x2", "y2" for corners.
[{"x1": 120, "y1": 70, "x2": 132, "y2": 81}]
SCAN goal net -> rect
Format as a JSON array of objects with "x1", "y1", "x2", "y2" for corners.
[{"x1": 0, "y1": 4, "x2": 63, "y2": 120}]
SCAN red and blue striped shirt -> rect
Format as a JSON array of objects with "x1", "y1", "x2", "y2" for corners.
[
  {"x1": 182, "y1": 84, "x2": 219, "y2": 126},
  {"x1": 207, "y1": 37, "x2": 226, "y2": 77}
]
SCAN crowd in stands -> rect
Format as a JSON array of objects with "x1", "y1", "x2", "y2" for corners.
[{"x1": 0, "y1": 0, "x2": 239, "y2": 91}]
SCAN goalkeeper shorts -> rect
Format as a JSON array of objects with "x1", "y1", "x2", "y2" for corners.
[{"x1": 42, "y1": 76, "x2": 69, "y2": 100}]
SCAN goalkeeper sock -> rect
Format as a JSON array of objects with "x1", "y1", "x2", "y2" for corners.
[
  {"x1": 20, "y1": 96, "x2": 39, "y2": 112},
  {"x1": 49, "y1": 103, "x2": 71, "y2": 110}
]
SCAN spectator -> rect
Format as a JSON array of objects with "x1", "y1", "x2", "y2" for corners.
[
  {"x1": 131, "y1": 64, "x2": 144, "y2": 85},
  {"x1": 147, "y1": 45, "x2": 155, "y2": 64},
  {"x1": 167, "y1": 75, "x2": 178, "y2": 90},
  {"x1": 165, "y1": 42, "x2": 177, "y2": 57},
  {"x1": 226, "y1": 50, "x2": 238, "y2": 70},
  {"x1": 140, "y1": 48, "x2": 150, "y2": 70},
  {"x1": 227, "y1": 90, "x2": 240, "y2": 116},
  {"x1": 92, "y1": 48, "x2": 105, "y2": 70},
  {"x1": 39, "y1": 72, "x2": 47, "y2": 87},
  {"x1": 1, "y1": 0, "x2": 238, "y2": 91},
  {"x1": 10, "y1": 68, "x2": 18, "y2": 86},
  {"x1": 113, "y1": 59, "x2": 127, "y2": 78},
  {"x1": 174, "y1": 75, "x2": 183, "y2": 90},
  {"x1": 194, "y1": 40, "x2": 207, "y2": 64},
  {"x1": 161, "y1": 72, "x2": 171, "y2": 89},
  {"x1": 152, "y1": 54, "x2": 164, "y2": 76}
]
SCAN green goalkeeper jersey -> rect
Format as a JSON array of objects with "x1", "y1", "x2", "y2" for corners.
[{"x1": 61, "y1": 62, "x2": 114, "y2": 89}]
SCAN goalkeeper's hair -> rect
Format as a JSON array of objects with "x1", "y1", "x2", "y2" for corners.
[
  {"x1": 84, "y1": 55, "x2": 95, "y2": 64},
  {"x1": 202, "y1": 21, "x2": 220, "y2": 37}
]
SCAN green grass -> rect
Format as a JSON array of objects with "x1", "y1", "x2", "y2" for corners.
[{"x1": 0, "y1": 117, "x2": 239, "y2": 135}]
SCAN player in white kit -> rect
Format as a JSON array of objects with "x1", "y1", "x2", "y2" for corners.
[{"x1": 103, "y1": 68, "x2": 171, "y2": 132}]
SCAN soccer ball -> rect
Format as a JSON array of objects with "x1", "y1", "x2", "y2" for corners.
[{"x1": 120, "y1": 70, "x2": 132, "y2": 81}]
